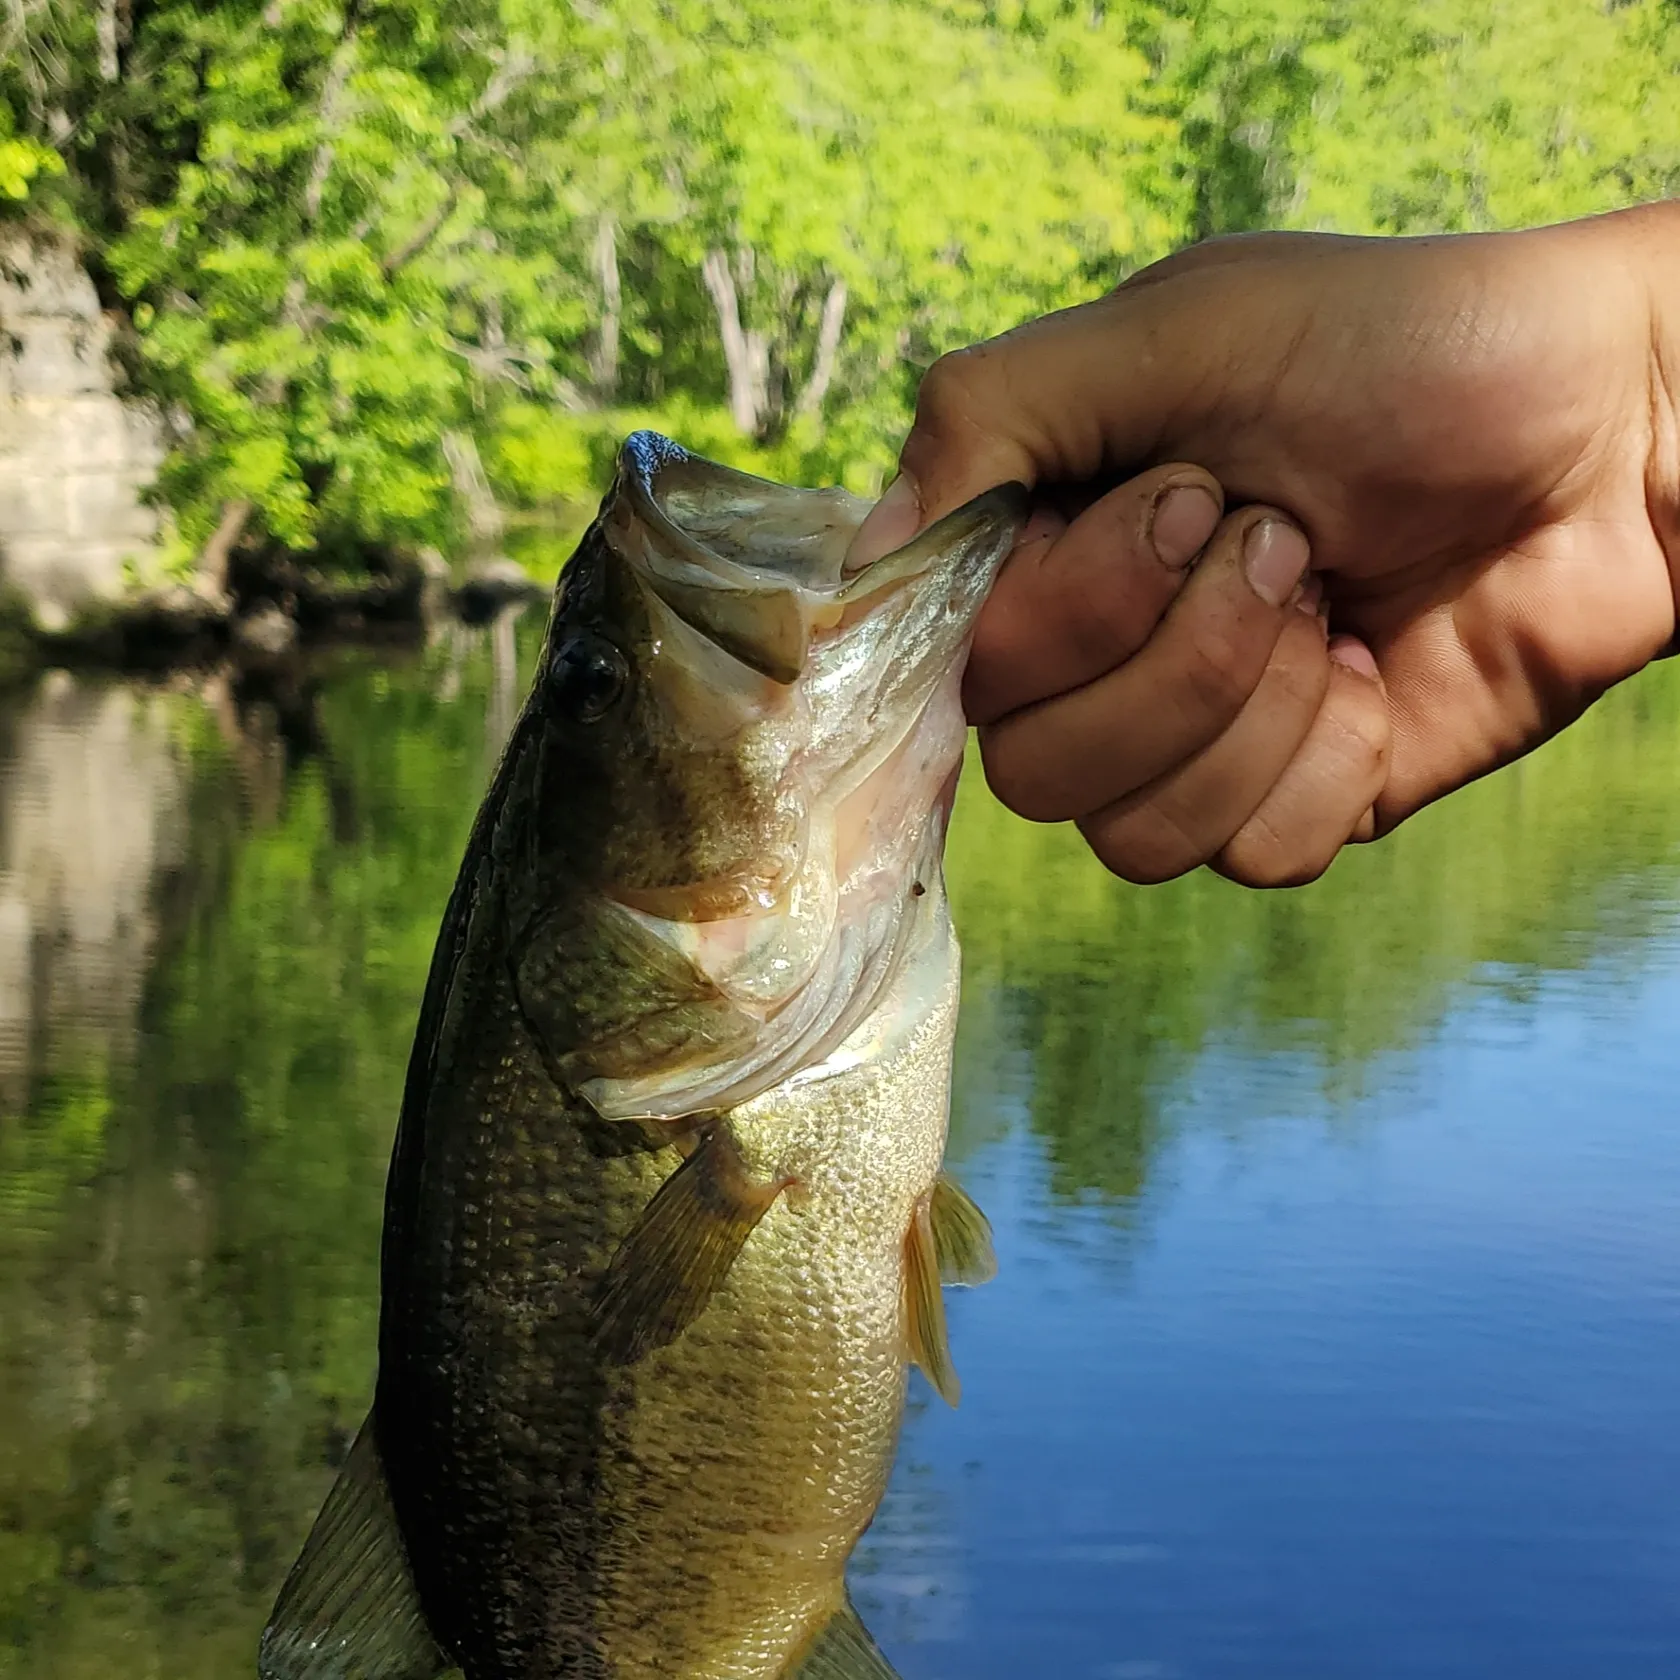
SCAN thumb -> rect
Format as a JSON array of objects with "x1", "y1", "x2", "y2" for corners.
[{"x1": 845, "y1": 290, "x2": 1208, "y2": 571}]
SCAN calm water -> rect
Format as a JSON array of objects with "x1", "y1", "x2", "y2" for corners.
[{"x1": 1, "y1": 621, "x2": 1678, "y2": 1679}]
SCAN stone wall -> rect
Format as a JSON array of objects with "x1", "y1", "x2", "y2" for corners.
[{"x1": 0, "y1": 236, "x2": 162, "y2": 630}]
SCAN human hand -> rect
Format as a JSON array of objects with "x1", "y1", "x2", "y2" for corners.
[{"x1": 850, "y1": 205, "x2": 1680, "y2": 884}]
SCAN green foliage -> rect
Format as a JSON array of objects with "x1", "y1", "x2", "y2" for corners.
[
  {"x1": 1292, "y1": 0, "x2": 1680, "y2": 231},
  {"x1": 0, "y1": 0, "x2": 1187, "y2": 556},
  {"x1": 5, "y1": 0, "x2": 1678, "y2": 561},
  {"x1": 0, "y1": 111, "x2": 57, "y2": 202}
]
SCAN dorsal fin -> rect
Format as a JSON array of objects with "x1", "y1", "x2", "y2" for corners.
[
  {"x1": 788, "y1": 1594, "x2": 902, "y2": 1678},
  {"x1": 259, "y1": 1414, "x2": 454, "y2": 1680}
]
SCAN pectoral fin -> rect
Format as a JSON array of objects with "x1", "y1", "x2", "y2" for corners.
[
  {"x1": 787, "y1": 1594, "x2": 902, "y2": 1679},
  {"x1": 592, "y1": 1125, "x2": 788, "y2": 1365},
  {"x1": 930, "y1": 1173, "x2": 997, "y2": 1287},
  {"x1": 259, "y1": 1414, "x2": 453, "y2": 1680},
  {"x1": 903, "y1": 1193, "x2": 960, "y2": 1407}
]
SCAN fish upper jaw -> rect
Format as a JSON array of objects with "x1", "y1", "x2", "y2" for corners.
[{"x1": 605, "y1": 430, "x2": 1026, "y2": 691}]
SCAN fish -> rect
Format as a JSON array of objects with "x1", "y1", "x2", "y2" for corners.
[{"x1": 258, "y1": 431, "x2": 1027, "y2": 1680}]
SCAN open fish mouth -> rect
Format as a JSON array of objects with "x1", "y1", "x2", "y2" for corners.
[
  {"x1": 604, "y1": 430, "x2": 1027, "y2": 685},
  {"x1": 564, "y1": 433, "x2": 1028, "y2": 1123}
]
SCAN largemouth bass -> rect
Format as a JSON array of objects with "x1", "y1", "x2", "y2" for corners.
[{"x1": 259, "y1": 432, "x2": 1026, "y2": 1680}]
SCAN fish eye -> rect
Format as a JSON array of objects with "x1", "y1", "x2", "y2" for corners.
[{"x1": 547, "y1": 632, "x2": 628, "y2": 724}]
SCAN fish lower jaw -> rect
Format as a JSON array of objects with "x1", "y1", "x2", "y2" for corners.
[
  {"x1": 580, "y1": 668, "x2": 968, "y2": 1123},
  {"x1": 582, "y1": 844, "x2": 952, "y2": 1123}
]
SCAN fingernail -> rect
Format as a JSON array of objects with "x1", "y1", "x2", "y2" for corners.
[
  {"x1": 1294, "y1": 573, "x2": 1324, "y2": 616},
  {"x1": 1329, "y1": 633, "x2": 1380, "y2": 679},
  {"x1": 1243, "y1": 516, "x2": 1310, "y2": 608},
  {"x1": 1149, "y1": 483, "x2": 1220, "y2": 570},
  {"x1": 844, "y1": 473, "x2": 921, "y2": 574}
]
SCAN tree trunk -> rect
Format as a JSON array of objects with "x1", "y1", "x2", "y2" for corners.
[
  {"x1": 302, "y1": 31, "x2": 358, "y2": 226},
  {"x1": 441, "y1": 430, "x2": 504, "y2": 545},
  {"x1": 588, "y1": 213, "x2": 621, "y2": 398},
  {"x1": 792, "y1": 277, "x2": 847, "y2": 423},
  {"x1": 197, "y1": 500, "x2": 253, "y2": 598},
  {"x1": 258, "y1": 12, "x2": 358, "y2": 407},
  {"x1": 701, "y1": 247, "x2": 768, "y2": 438},
  {"x1": 95, "y1": 0, "x2": 119, "y2": 81}
]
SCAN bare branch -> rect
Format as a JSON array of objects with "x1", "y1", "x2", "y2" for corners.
[
  {"x1": 448, "y1": 45, "x2": 536, "y2": 137},
  {"x1": 381, "y1": 187, "x2": 459, "y2": 278},
  {"x1": 552, "y1": 376, "x2": 590, "y2": 414},
  {"x1": 4, "y1": 0, "x2": 67, "y2": 128},
  {"x1": 443, "y1": 336, "x2": 538, "y2": 391},
  {"x1": 793, "y1": 277, "x2": 847, "y2": 422}
]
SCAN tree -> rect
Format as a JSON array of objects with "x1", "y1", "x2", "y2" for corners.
[{"x1": 4, "y1": 0, "x2": 1679, "y2": 564}]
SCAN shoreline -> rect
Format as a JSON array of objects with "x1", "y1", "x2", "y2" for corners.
[{"x1": 0, "y1": 551, "x2": 550, "y2": 688}]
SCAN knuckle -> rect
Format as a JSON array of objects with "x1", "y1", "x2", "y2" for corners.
[
  {"x1": 977, "y1": 724, "x2": 1071, "y2": 824},
  {"x1": 1267, "y1": 629, "x2": 1332, "y2": 714},
  {"x1": 1219, "y1": 817, "x2": 1337, "y2": 889},
  {"x1": 1325, "y1": 702, "x2": 1389, "y2": 781},
  {"x1": 911, "y1": 348, "x2": 992, "y2": 439},
  {"x1": 1080, "y1": 804, "x2": 1201, "y2": 886},
  {"x1": 1177, "y1": 619, "x2": 1259, "y2": 720}
]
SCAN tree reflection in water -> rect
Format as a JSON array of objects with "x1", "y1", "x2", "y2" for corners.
[{"x1": 3, "y1": 635, "x2": 1680, "y2": 1677}]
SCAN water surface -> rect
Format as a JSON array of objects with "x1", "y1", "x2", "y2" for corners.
[{"x1": 1, "y1": 627, "x2": 1677, "y2": 1678}]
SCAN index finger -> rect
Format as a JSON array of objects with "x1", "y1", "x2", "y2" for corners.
[
  {"x1": 847, "y1": 278, "x2": 1253, "y2": 572},
  {"x1": 964, "y1": 464, "x2": 1223, "y2": 724}
]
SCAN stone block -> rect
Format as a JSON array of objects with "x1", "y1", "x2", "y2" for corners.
[
  {"x1": 2, "y1": 473, "x2": 71, "y2": 539},
  {"x1": 9, "y1": 320, "x2": 109, "y2": 399},
  {"x1": 40, "y1": 398, "x2": 131, "y2": 472},
  {"x1": 122, "y1": 403, "x2": 166, "y2": 474},
  {"x1": 64, "y1": 472, "x2": 157, "y2": 545},
  {"x1": 0, "y1": 886, "x2": 33, "y2": 1084},
  {"x1": 3, "y1": 536, "x2": 130, "y2": 623},
  {"x1": 0, "y1": 237, "x2": 101, "y2": 324},
  {"x1": 2, "y1": 537, "x2": 69, "y2": 624},
  {"x1": 0, "y1": 241, "x2": 162, "y2": 610}
]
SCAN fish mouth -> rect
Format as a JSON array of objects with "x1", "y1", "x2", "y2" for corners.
[
  {"x1": 605, "y1": 431, "x2": 1028, "y2": 684},
  {"x1": 573, "y1": 436, "x2": 1026, "y2": 1120}
]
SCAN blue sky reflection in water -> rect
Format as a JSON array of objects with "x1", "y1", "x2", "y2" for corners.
[
  {"x1": 859, "y1": 960, "x2": 1680, "y2": 1679},
  {"x1": 0, "y1": 632, "x2": 1677, "y2": 1678}
]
